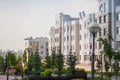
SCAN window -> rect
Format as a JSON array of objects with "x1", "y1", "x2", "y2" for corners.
[
  {"x1": 79, "y1": 35, "x2": 81, "y2": 40},
  {"x1": 41, "y1": 45, "x2": 43, "y2": 49},
  {"x1": 99, "y1": 17, "x2": 102, "y2": 24},
  {"x1": 99, "y1": 42, "x2": 102, "y2": 49},
  {"x1": 84, "y1": 33, "x2": 86, "y2": 39},
  {"x1": 116, "y1": 13, "x2": 120, "y2": 21},
  {"x1": 67, "y1": 36, "x2": 69, "y2": 41},
  {"x1": 79, "y1": 55, "x2": 81, "y2": 60},
  {"x1": 79, "y1": 45, "x2": 81, "y2": 50},
  {"x1": 67, "y1": 45, "x2": 69, "y2": 50},
  {"x1": 84, "y1": 21, "x2": 86, "y2": 28},
  {"x1": 90, "y1": 43, "x2": 92, "y2": 49},
  {"x1": 104, "y1": 3, "x2": 106, "y2": 12},
  {"x1": 117, "y1": 41, "x2": 120, "y2": 48},
  {"x1": 79, "y1": 24, "x2": 81, "y2": 30},
  {"x1": 84, "y1": 55, "x2": 91, "y2": 61},
  {"x1": 99, "y1": 29, "x2": 101, "y2": 36},
  {"x1": 55, "y1": 28, "x2": 59, "y2": 34},
  {"x1": 89, "y1": 52, "x2": 91, "y2": 54},
  {"x1": 95, "y1": 43, "x2": 97, "y2": 49},
  {"x1": 41, "y1": 51, "x2": 43, "y2": 54},
  {"x1": 67, "y1": 26, "x2": 69, "y2": 31},
  {"x1": 103, "y1": 28, "x2": 107, "y2": 35},
  {"x1": 116, "y1": 27, "x2": 119, "y2": 34},
  {"x1": 103, "y1": 15, "x2": 107, "y2": 23}
]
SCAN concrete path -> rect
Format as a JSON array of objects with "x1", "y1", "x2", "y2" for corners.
[{"x1": 0, "y1": 75, "x2": 22, "y2": 80}]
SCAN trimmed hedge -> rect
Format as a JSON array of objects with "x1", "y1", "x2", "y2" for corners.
[{"x1": 23, "y1": 71, "x2": 87, "y2": 80}]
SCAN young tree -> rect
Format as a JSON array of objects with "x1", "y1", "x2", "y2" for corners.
[
  {"x1": 98, "y1": 34, "x2": 120, "y2": 80},
  {"x1": 96, "y1": 58, "x2": 101, "y2": 78},
  {"x1": 112, "y1": 51, "x2": 120, "y2": 80},
  {"x1": 0, "y1": 55, "x2": 4, "y2": 74},
  {"x1": 16, "y1": 55, "x2": 23, "y2": 75},
  {"x1": 23, "y1": 50, "x2": 27, "y2": 63},
  {"x1": 54, "y1": 49, "x2": 64, "y2": 75},
  {"x1": 98, "y1": 34, "x2": 114, "y2": 71},
  {"x1": 31, "y1": 49, "x2": 41, "y2": 77},
  {"x1": 8, "y1": 52, "x2": 17, "y2": 68},
  {"x1": 51, "y1": 49, "x2": 56, "y2": 68},
  {"x1": 45, "y1": 53, "x2": 52, "y2": 69}
]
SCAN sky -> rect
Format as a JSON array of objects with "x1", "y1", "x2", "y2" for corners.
[{"x1": 0, "y1": 0, "x2": 98, "y2": 51}]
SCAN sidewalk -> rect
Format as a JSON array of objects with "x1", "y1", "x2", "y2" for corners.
[{"x1": 0, "y1": 75, "x2": 22, "y2": 80}]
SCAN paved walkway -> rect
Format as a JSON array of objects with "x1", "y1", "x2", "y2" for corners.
[
  {"x1": 0, "y1": 75, "x2": 22, "y2": 80},
  {"x1": 111, "y1": 76, "x2": 120, "y2": 80},
  {"x1": 87, "y1": 74, "x2": 120, "y2": 80}
]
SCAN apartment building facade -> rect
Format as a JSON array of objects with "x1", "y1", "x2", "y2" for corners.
[
  {"x1": 48, "y1": 0, "x2": 120, "y2": 71},
  {"x1": 24, "y1": 37, "x2": 49, "y2": 58},
  {"x1": 49, "y1": 13, "x2": 80, "y2": 60},
  {"x1": 54, "y1": 13, "x2": 71, "y2": 54},
  {"x1": 49, "y1": 27, "x2": 55, "y2": 55},
  {"x1": 97, "y1": 0, "x2": 120, "y2": 50},
  {"x1": 63, "y1": 19, "x2": 79, "y2": 58}
]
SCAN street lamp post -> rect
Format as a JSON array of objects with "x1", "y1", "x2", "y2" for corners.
[
  {"x1": 6, "y1": 54, "x2": 9, "y2": 80},
  {"x1": 6, "y1": 51, "x2": 11, "y2": 80},
  {"x1": 88, "y1": 22, "x2": 100, "y2": 80},
  {"x1": 27, "y1": 46, "x2": 32, "y2": 80},
  {"x1": 100, "y1": 51, "x2": 103, "y2": 80}
]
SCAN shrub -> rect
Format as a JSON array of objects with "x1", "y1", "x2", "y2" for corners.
[
  {"x1": 61, "y1": 68, "x2": 67, "y2": 74},
  {"x1": 42, "y1": 69, "x2": 53, "y2": 76},
  {"x1": 23, "y1": 70, "x2": 87, "y2": 80},
  {"x1": 79, "y1": 68, "x2": 85, "y2": 72}
]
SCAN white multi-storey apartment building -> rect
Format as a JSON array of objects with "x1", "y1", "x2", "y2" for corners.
[
  {"x1": 24, "y1": 37, "x2": 49, "y2": 58},
  {"x1": 50, "y1": 13, "x2": 80, "y2": 59},
  {"x1": 64, "y1": 19, "x2": 79, "y2": 58},
  {"x1": 49, "y1": 27, "x2": 55, "y2": 55},
  {"x1": 79, "y1": 13, "x2": 98, "y2": 64},
  {"x1": 97, "y1": 0, "x2": 120, "y2": 50},
  {"x1": 49, "y1": 0, "x2": 120, "y2": 71},
  {"x1": 54, "y1": 13, "x2": 71, "y2": 54},
  {"x1": 116, "y1": 4, "x2": 120, "y2": 50}
]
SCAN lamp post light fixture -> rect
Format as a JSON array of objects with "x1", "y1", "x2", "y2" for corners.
[
  {"x1": 88, "y1": 21, "x2": 100, "y2": 80},
  {"x1": 27, "y1": 46, "x2": 32, "y2": 80}
]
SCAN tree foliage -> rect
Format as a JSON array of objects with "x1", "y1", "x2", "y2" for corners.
[
  {"x1": 54, "y1": 49, "x2": 64, "y2": 75},
  {"x1": 98, "y1": 34, "x2": 120, "y2": 79},
  {"x1": 66, "y1": 52, "x2": 77, "y2": 75},
  {"x1": 45, "y1": 54, "x2": 52, "y2": 69},
  {"x1": 8, "y1": 52, "x2": 17, "y2": 68},
  {"x1": 96, "y1": 58, "x2": 101, "y2": 72},
  {"x1": 51, "y1": 49, "x2": 56, "y2": 68},
  {"x1": 98, "y1": 34, "x2": 114, "y2": 60},
  {"x1": 31, "y1": 49, "x2": 41, "y2": 76},
  {"x1": 23, "y1": 50, "x2": 27, "y2": 63},
  {"x1": 0, "y1": 55, "x2": 4, "y2": 73}
]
